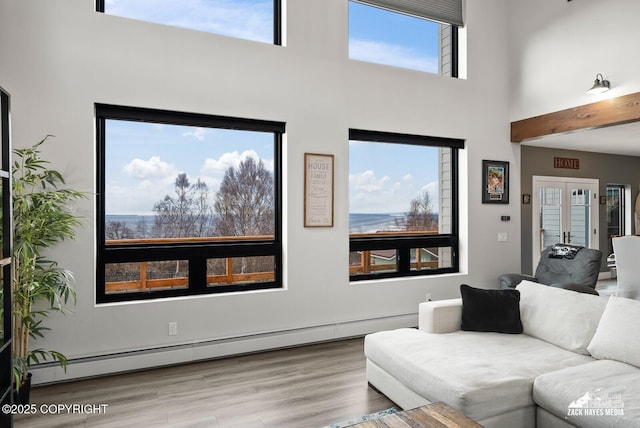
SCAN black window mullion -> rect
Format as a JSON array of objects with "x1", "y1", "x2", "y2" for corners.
[
  {"x1": 350, "y1": 235, "x2": 456, "y2": 252},
  {"x1": 189, "y1": 257, "x2": 207, "y2": 290},
  {"x1": 349, "y1": 129, "x2": 464, "y2": 149},
  {"x1": 451, "y1": 26, "x2": 459, "y2": 78},
  {"x1": 397, "y1": 248, "x2": 411, "y2": 272},
  {"x1": 95, "y1": 104, "x2": 285, "y2": 134},
  {"x1": 273, "y1": 0, "x2": 282, "y2": 46},
  {"x1": 103, "y1": 241, "x2": 279, "y2": 264}
]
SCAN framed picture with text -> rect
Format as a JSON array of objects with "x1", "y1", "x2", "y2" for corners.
[
  {"x1": 304, "y1": 153, "x2": 334, "y2": 227},
  {"x1": 482, "y1": 160, "x2": 509, "y2": 204}
]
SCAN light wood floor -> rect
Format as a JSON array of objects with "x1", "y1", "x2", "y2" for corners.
[{"x1": 15, "y1": 338, "x2": 394, "y2": 428}]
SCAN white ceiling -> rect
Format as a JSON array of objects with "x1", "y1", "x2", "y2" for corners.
[{"x1": 520, "y1": 121, "x2": 640, "y2": 157}]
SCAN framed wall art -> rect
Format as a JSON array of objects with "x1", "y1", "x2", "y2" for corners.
[
  {"x1": 304, "y1": 153, "x2": 334, "y2": 227},
  {"x1": 482, "y1": 160, "x2": 509, "y2": 204}
]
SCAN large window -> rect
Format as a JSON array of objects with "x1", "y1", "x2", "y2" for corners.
[
  {"x1": 349, "y1": 129, "x2": 462, "y2": 280},
  {"x1": 96, "y1": 0, "x2": 282, "y2": 45},
  {"x1": 348, "y1": 0, "x2": 460, "y2": 76},
  {"x1": 96, "y1": 104, "x2": 284, "y2": 302}
]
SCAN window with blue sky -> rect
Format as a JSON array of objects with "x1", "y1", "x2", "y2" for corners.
[
  {"x1": 96, "y1": 105, "x2": 283, "y2": 302},
  {"x1": 348, "y1": 129, "x2": 461, "y2": 280},
  {"x1": 100, "y1": 0, "x2": 277, "y2": 44},
  {"x1": 99, "y1": 0, "x2": 450, "y2": 73},
  {"x1": 105, "y1": 120, "x2": 274, "y2": 224},
  {"x1": 349, "y1": 142, "x2": 440, "y2": 220},
  {"x1": 348, "y1": 1, "x2": 442, "y2": 73}
]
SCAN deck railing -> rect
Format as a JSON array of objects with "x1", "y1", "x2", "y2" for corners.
[
  {"x1": 105, "y1": 230, "x2": 440, "y2": 293},
  {"x1": 105, "y1": 236, "x2": 274, "y2": 293}
]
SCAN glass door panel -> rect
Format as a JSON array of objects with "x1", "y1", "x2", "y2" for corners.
[
  {"x1": 532, "y1": 177, "x2": 599, "y2": 269},
  {"x1": 540, "y1": 187, "x2": 562, "y2": 250},
  {"x1": 569, "y1": 188, "x2": 591, "y2": 247}
]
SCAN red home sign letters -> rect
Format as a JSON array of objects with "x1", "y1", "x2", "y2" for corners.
[{"x1": 553, "y1": 157, "x2": 580, "y2": 170}]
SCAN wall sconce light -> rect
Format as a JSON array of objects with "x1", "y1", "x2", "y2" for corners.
[{"x1": 587, "y1": 73, "x2": 611, "y2": 94}]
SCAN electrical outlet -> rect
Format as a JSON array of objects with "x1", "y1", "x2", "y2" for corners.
[
  {"x1": 498, "y1": 232, "x2": 508, "y2": 242},
  {"x1": 168, "y1": 322, "x2": 177, "y2": 336}
]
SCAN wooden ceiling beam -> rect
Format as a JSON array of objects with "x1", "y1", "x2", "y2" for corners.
[{"x1": 511, "y1": 91, "x2": 640, "y2": 143}]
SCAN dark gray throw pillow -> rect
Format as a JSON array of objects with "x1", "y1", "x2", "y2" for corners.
[{"x1": 460, "y1": 284, "x2": 523, "y2": 334}]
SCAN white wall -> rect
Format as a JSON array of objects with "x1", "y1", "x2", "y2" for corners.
[
  {"x1": 509, "y1": 0, "x2": 640, "y2": 120},
  {"x1": 0, "y1": 0, "x2": 519, "y2": 383}
]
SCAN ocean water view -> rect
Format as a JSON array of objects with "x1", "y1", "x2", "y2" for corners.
[{"x1": 106, "y1": 213, "x2": 409, "y2": 235}]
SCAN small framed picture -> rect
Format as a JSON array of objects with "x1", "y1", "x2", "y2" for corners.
[
  {"x1": 522, "y1": 194, "x2": 531, "y2": 205},
  {"x1": 600, "y1": 195, "x2": 606, "y2": 205},
  {"x1": 304, "y1": 153, "x2": 334, "y2": 227},
  {"x1": 482, "y1": 160, "x2": 509, "y2": 204}
]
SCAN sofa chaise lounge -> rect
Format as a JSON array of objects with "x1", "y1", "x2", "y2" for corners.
[{"x1": 364, "y1": 281, "x2": 640, "y2": 427}]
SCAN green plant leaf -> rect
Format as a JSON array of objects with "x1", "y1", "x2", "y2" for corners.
[{"x1": 11, "y1": 136, "x2": 86, "y2": 384}]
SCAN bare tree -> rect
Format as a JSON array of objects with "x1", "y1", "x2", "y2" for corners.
[
  {"x1": 147, "y1": 161, "x2": 274, "y2": 278},
  {"x1": 135, "y1": 216, "x2": 149, "y2": 238},
  {"x1": 213, "y1": 157, "x2": 274, "y2": 275},
  {"x1": 152, "y1": 173, "x2": 213, "y2": 276},
  {"x1": 213, "y1": 157, "x2": 274, "y2": 237},
  {"x1": 152, "y1": 173, "x2": 212, "y2": 239},
  {"x1": 105, "y1": 221, "x2": 134, "y2": 240},
  {"x1": 398, "y1": 190, "x2": 437, "y2": 232},
  {"x1": 192, "y1": 179, "x2": 214, "y2": 237}
]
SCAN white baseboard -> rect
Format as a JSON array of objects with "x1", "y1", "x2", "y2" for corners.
[{"x1": 30, "y1": 313, "x2": 417, "y2": 385}]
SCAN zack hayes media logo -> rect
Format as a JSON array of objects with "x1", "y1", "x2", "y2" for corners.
[{"x1": 566, "y1": 389, "x2": 625, "y2": 418}]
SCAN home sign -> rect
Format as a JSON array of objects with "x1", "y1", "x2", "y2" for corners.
[{"x1": 553, "y1": 157, "x2": 580, "y2": 170}]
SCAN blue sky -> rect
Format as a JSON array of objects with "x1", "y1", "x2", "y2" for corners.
[
  {"x1": 106, "y1": 120, "x2": 274, "y2": 215},
  {"x1": 349, "y1": 142, "x2": 440, "y2": 214},
  {"x1": 103, "y1": 1, "x2": 441, "y2": 215},
  {"x1": 106, "y1": 120, "x2": 440, "y2": 216},
  {"x1": 348, "y1": 2, "x2": 440, "y2": 73}
]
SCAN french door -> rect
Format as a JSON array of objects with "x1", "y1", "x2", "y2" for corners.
[{"x1": 532, "y1": 176, "x2": 599, "y2": 268}]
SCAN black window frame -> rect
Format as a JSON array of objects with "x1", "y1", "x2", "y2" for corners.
[
  {"x1": 96, "y1": 0, "x2": 283, "y2": 46},
  {"x1": 96, "y1": 104, "x2": 284, "y2": 303},
  {"x1": 348, "y1": 128, "x2": 463, "y2": 281}
]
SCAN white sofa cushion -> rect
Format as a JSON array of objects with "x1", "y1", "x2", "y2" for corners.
[
  {"x1": 533, "y1": 359, "x2": 640, "y2": 427},
  {"x1": 587, "y1": 296, "x2": 640, "y2": 368},
  {"x1": 612, "y1": 235, "x2": 640, "y2": 300},
  {"x1": 364, "y1": 328, "x2": 593, "y2": 422},
  {"x1": 418, "y1": 298, "x2": 462, "y2": 334},
  {"x1": 516, "y1": 280, "x2": 607, "y2": 355}
]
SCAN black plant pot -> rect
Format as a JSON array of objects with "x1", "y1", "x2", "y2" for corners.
[{"x1": 13, "y1": 373, "x2": 32, "y2": 404}]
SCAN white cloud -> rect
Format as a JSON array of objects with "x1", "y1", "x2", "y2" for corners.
[
  {"x1": 421, "y1": 181, "x2": 439, "y2": 196},
  {"x1": 106, "y1": 182, "x2": 168, "y2": 215},
  {"x1": 202, "y1": 149, "x2": 273, "y2": 174},
  {"x1": 349, "y1": 38, "x2": 438, "y2": 73},
  {"x1": 416, "y1": 181, "x2": 440, "y2": 212},
  {"x1": 349, "y1": 172, "x2": 444, "y2": 214},
  {"x1": 182, "y1": 127, "x2": 209, "y2": 141},
  {"x1": 123, "y1": 156, "x2": 177, "y2": 180},
  {"x1": 349, "y1": 170, "x2": 390, "y2": 192}
]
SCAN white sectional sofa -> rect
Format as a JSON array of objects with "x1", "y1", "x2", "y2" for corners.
[{"x1": 364, "y1": 281, "x2": 640, "y2": 427}]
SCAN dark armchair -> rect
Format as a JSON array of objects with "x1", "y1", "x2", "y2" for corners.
[{"x1": 499, "y1": 244, "x2": 602, "y2": 295}]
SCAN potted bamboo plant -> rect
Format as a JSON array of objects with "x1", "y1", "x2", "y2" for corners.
[{"x1": 11, "y1": 136, "x2": 85, "y2": 402}]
